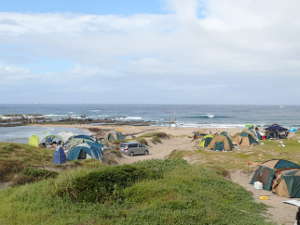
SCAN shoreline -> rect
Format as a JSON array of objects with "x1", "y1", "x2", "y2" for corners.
[{"x1": 32, "y1": 123, "x2": 243, "y2": 136}]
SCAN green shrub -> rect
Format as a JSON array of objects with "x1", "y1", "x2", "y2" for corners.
[
  {"x1": 0, "y1": 160, "x2": 24, "y2": 182},
  {"x1": 155, "y1": 132, "x2": 169, "y2": 139},
  {"x1": 0, "y1": 143, "x2": 53, "y2": 182},
  {"x1": 141, "y1": 132, "x2": 169, "y2": 139},
  {"x1": 136, "y1": 138, "x2": 148, "y2": 146},
  {"x1": 22, "y1": 168, "x2": 58, "y2": 178},
  {"x1": 133, "y1": 159, "x2": 188, "y2": 175},
  {"x1": 109, "y1": 149, "x2": 122, "y2": 158},
  {"x1": 13, "y1": 168, "x2": 58, "y2": 185},
  {"x1": 151, "y1": 136, "x2": 162, "y2": 144},
  {"x1": 56, "y1": 164, "x2": 161, "y2": 203}
]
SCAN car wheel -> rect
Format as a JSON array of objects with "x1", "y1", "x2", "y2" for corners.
[
  {"x1": 130, "y1": 152, "x2": 134, "y2": 157},
  {"x1": 144, "y1": 150, "x2": 149, "y2": 155}
]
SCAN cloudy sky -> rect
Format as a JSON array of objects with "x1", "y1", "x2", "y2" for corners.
[{"x1": 1, "y1": 0, "x2": 300, "y2": 104}]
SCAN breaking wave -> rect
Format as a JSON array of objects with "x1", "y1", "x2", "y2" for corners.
[
  {"x1": 117, "y1": 116, "x2": 143, "y2": 121},
  {"x1": 184, "y1": 114, "x2": 230, "y2": 119}
]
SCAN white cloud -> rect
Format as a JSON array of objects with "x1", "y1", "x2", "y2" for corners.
[
  {"x1": 165, "y1": 0, "x2": 199, "y2": 23},
  {"x1": 1, "y1": 0, "x2": 300, "y2": 103},
  {"x1": 0, "y1": 63, "x2": 33, "y2": 81}
]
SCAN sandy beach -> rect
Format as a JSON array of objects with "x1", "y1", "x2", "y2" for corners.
[{"x1": 34, "y1": 123, "x2": 242, "y2": 136}]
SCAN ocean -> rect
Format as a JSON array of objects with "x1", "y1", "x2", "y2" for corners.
[{"x1": 0, "y1": 104, "x2": 299, "y2": 143}]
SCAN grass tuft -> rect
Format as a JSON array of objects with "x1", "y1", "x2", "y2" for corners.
[
  {"x1": 0, "y1": 143, "x2": 53, "y2": 182},
  {"x1": 12, "y1": 168, "x2": 58, "y2": 186},
  {"x1": 151, "y1": 136, "x2": 162, "y2": 144},
  {"x1": 140, "y1": 132, "x2": 169, "y2": 139}
]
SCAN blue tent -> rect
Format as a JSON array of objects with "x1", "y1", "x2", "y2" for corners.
[
  {"x1": 64, "y1": 135, "x2": 96, "y2": 151},
  {"x1": 67, "y1": 142, "x2": 103, "y2": 161},
  {"x1": 53, "y1": 147, "x2": 66, "y2": 164},
  {"x1": 71, "y1": 135, "x2": 95, "y2": 141},
  {"x1": 265, "y1": 124, "x2": 289, "y2": 139}
]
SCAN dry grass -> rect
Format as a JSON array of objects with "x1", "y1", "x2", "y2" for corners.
[
  {"x1": 0, "y1": 143, "x2": 53, "y2": 182},
  {"x1": 168, "y1": 139, "x2": 300, "y2": 172}
]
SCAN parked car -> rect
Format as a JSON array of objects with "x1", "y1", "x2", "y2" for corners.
[{"x1": 120, "y1": 142, "x2": 149, "y2": 156}]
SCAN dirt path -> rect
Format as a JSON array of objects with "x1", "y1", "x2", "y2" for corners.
[
  {"x1": 118, "y1": 136, "x2": 196, "y2": 164},
  {"x1": 230, "y1": 170, "x2": 298, "y2": 225}
]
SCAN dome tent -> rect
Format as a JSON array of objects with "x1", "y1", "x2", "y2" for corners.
[
  {"x1": 272, "y1": 169, "x2": 300, "y2": 198},
  {"x1": 233, "y1": 130, "x2": 258, "y2": 147},
  {"x1": 28, "y1": 135, "x2": 40, "y2": 147},
  {"x1": 250, "y1": 159, "x2": 300, "y2": 191},
  {"x1": 72, "y1": 135, "x2": 95, "y2": 141},
  {"x1": 245, "y1": 124, "x2": 255, "y2": 129},
  {"x1": 105, "y1": 131, "x2": 125, "y2": 143},
  {"x1": 199, "y1": 134, "x2": 214, "y2": 148},
  {"x1": 265, "y1": 124, "x2": 289, "y2": 139},
  {"x1": 208, "y1": 132, "x2": 233, "y2": 151},
  {"x1": 53, "y1": 146, "x2": 66, "y2": 164},
  {"x1": 41, "y1": 135, "x2": 63, "y2": 147},
  {"x1": 64, "y1": 135, "x2": 96, "y2": 151},
  {"x1": 67, "y1": 142, "x2": 103, "y2": 161}
]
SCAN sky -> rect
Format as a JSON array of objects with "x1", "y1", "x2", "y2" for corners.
[{"x1": 0, "y1": 0, "x2": 300, "y2": 104}]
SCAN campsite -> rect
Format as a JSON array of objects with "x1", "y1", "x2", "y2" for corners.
[
  {"x1": 0, "y1": 123, "x2": 300, "y2": 225},
  {"x1": 2, "y1": 0, "x2": 300, "y2": 223}
]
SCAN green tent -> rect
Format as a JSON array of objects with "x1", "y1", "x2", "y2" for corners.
[
  {"x1": 199, "y1": 134, "x2": 214, "y2": 148},
  {"x1": 105, "y1": 131, "x2": 125, "y2": 143},
  {"x1": 250, "y1": 159, "x2": 300, "y2": 190},
  {"x1": 208, "y1": 134, "x2": 234, "y2": 151},
  {"x1": 28, "y1": 135, "x2": 40, "y2": 147},
  {"x1": 272, "y1": 169, "x2": 300, "y2": 198},
  {"x1": 234, "y1": 130, "x2": 258, "y2": 147},
  {"x1": 245, "y1": 124, "x2": 255, "y2": 129}
]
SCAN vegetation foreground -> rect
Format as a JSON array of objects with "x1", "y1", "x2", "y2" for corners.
[{"x1": 0, "y1": 156, "x2": 273, "y2": 225}]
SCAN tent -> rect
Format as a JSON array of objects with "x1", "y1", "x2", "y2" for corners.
[
  {"x1": 41, "y1": 135, "x2": 63, "y2": 147},
  {"x1": 66, "y1": 142, "x2": 103, "y2": 161},
  {"x1": 105, "y1": 131, "x2": 125, "y2": 143},
  {"x1": 53, "y1": 146, "x2": 66, "y2": 164},
  {"x1": 272, "y1": 169, "x2": 300, "y2": 198},
  {"x1": 193, "y1": 131, "x2": 207, "y2": 140},
  {"x1": 245, "y1": 124, "x2": 255, "y2": 129},
  {"x1": 199, "y1": 134, "x2": 214, "y2": 148},
  {"x1": 72, "y1": 135, "x2": 95, "y2": 141},
  {"x1": 265, "y1": 124, "x2": 289, "y2": 139},
  {"x1": 250, "y1": 159, "x2": 300, "y2": 190},
  {"x1": 28, "y1": 135, "x2": 40, "y2": 147},
  {"x1": 208, "y1": 133, "x2": 233, "y2": 151},
  {"x1": 64, "y1": 135, "x2": 95, "y2": 151},
  {"x1": 233, "y1": 130, "x2": 258, "y2": 147}
]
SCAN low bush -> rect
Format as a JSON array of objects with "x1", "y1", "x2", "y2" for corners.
[
  {"x1": 141, "y1": 132, "x2": 169, "y2": 139},
  {"x1": 0, "y1": 160, "x2": 24, "y2": 182},
  {"x1": 0, "y1": 143, "x2": 53, "y2": 182},
  {"x1": 56, "y1": 164, "x2": 161, "y2": 203},
  {"x1": 151, "y1": 136, "x2": 162, "y2": 144},
  {"x1": 136, "y1": 138, "x2": 148, "y2": 146},
  {"x1": 13, "y1": 168, "x2": 58, "y2": 185},
  {"x1": 133, "y1": 159, "x2": 188, "y2": 174}
]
